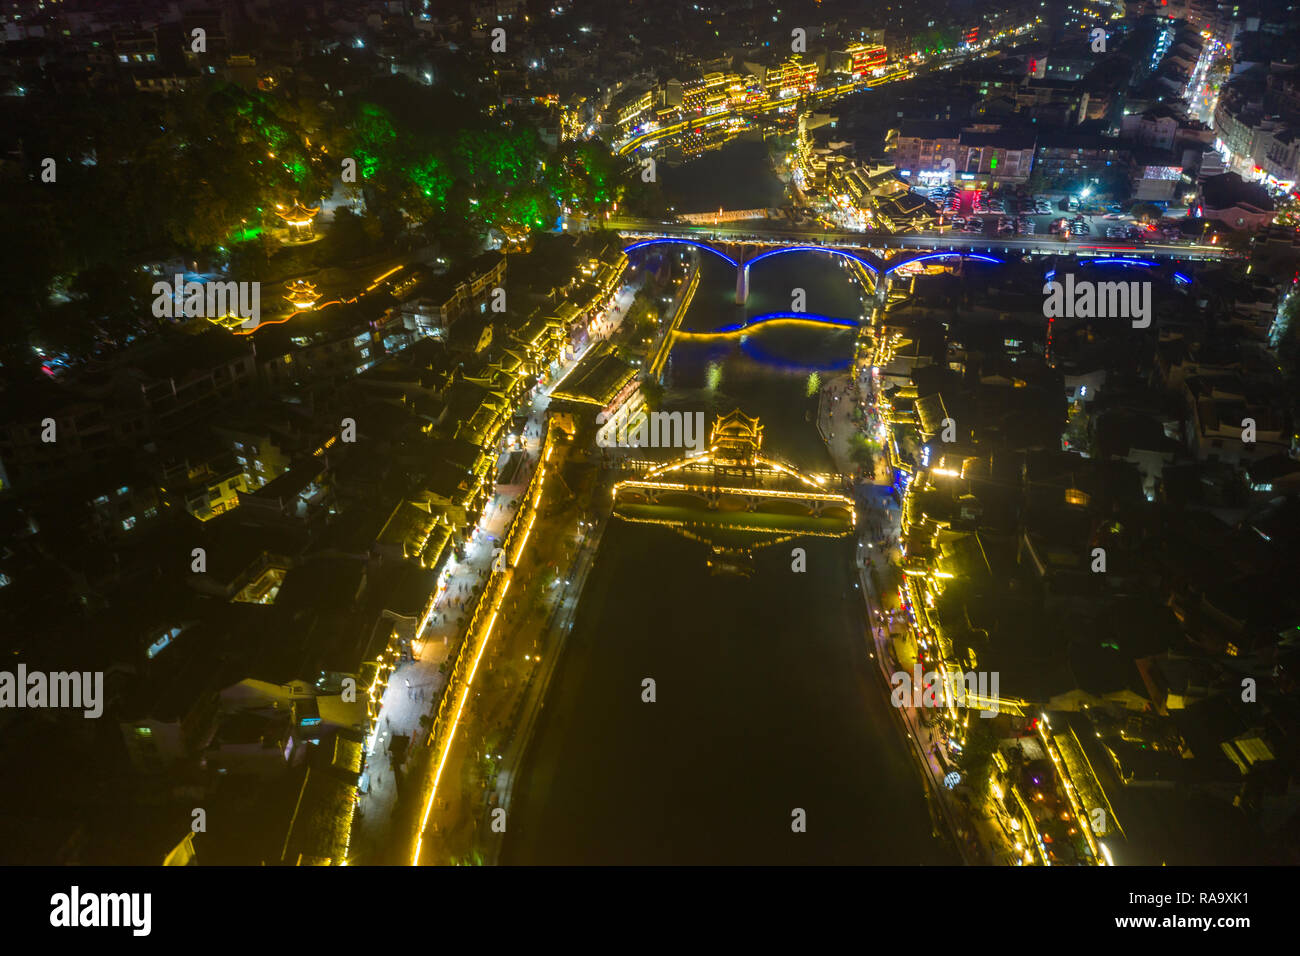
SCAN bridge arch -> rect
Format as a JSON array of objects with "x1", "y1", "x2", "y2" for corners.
[
  {"x1": 883, "y1": 251, "x2": 1005, "y2": 275},
  {"x1": 743, "y1": 245, "x2": 880, "y2": 277},
  {"x1": 736, "y1": 245, "x2": 878, "y2": 303},
  {"x1": 623, "y1": 238, "x2": 739, "y2": 267}
]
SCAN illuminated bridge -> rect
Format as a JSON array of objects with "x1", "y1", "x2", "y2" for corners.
[
  {"x1": 612, "y1": 410, "x2": 856, "y2": 537},
  {"x1": 608, "y1": 216, "x2": 1230, "y2": 274},
  {"x1": 622, "y1": 236, "x2": 1007, "y2": 303},
  {"x1": 673, "y1": 311, "x2": 859, "y2": 342}
]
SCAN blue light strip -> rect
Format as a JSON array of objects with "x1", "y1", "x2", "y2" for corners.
[
  {"x1": 883, "y1": 251, "x2": 1004, "y2": 274},
  {"x1": 744, "y1": 245, "x2": 880, "y2": 275},
  {"x1": 1086, "y1": 258, "x2": 1158, "y2": 268},
  {"x1": 623, "y1": 238, "x2": 739, "y2": 267},
  {"x1": 739, "y1": 336, "x2": 854, "y2": 372}
]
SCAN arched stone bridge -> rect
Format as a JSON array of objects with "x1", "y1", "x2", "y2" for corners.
[{"x1": 622, "y1": 237, "x2": 1005, "y2": 303}]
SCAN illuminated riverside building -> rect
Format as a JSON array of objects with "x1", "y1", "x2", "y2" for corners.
[
  {"x1": 682, "y1": 72, "x2": 752, "y2": 114},
  {"x1": 845, "y1": 42, "x2": 888, "y2": 78},
  {"x1": 761, "y1": 56, "x2": 818, "y2": 99},
  {"x1": 616, "y1": 88, "x2": 656, "y2": 134},
  {"x1": 887, "y1": 122, "x2": 1036, "y2": 186}
]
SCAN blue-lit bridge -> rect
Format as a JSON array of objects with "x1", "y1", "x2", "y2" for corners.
[
  {"x1": 623, "y1": 236, "x2": 1009, "y2": 303},
  {"x1": 608, "y1": 216, "x2": 1228, "y2": 258},
  {"x1": 619, "y1": 222, "x2": 1215, "y2": 304}
]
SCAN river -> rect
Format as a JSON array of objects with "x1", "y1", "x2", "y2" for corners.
[{"x1": 501, "y1": 242, "x2": 957, "y2": 864}]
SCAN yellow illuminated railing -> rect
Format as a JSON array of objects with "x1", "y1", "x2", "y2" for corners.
[{"x1": 648, "y1": 265, "x2": 699, "y2": 379}]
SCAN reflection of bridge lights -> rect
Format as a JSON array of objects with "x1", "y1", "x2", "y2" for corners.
[
  {"x1": 738, "y1": 336, "x2": 853, "y2": 373},
  {"x1": 1086, "y1": 257, "x2": 1158, "y2": 268}
]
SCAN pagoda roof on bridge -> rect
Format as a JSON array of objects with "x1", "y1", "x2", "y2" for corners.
[{"x1": 710, "y1": 410, "x2": 764, "y2": 466}]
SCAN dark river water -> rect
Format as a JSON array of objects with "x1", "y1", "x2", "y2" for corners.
[
  {"x1": 660, "y1": 136, "x2": 788, "y2": 213},
  {"x1": 501, "y1": 243, "x2": 958, "y2": 864}
]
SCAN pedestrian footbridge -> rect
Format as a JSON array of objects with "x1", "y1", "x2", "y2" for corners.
[{"x1": 612, "y1": 410, "x2": 856, "y2": 537}]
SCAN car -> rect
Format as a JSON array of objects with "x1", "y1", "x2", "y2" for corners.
[{"x1": 949, "y1": 216, "x2": 967, "y2": 226}]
